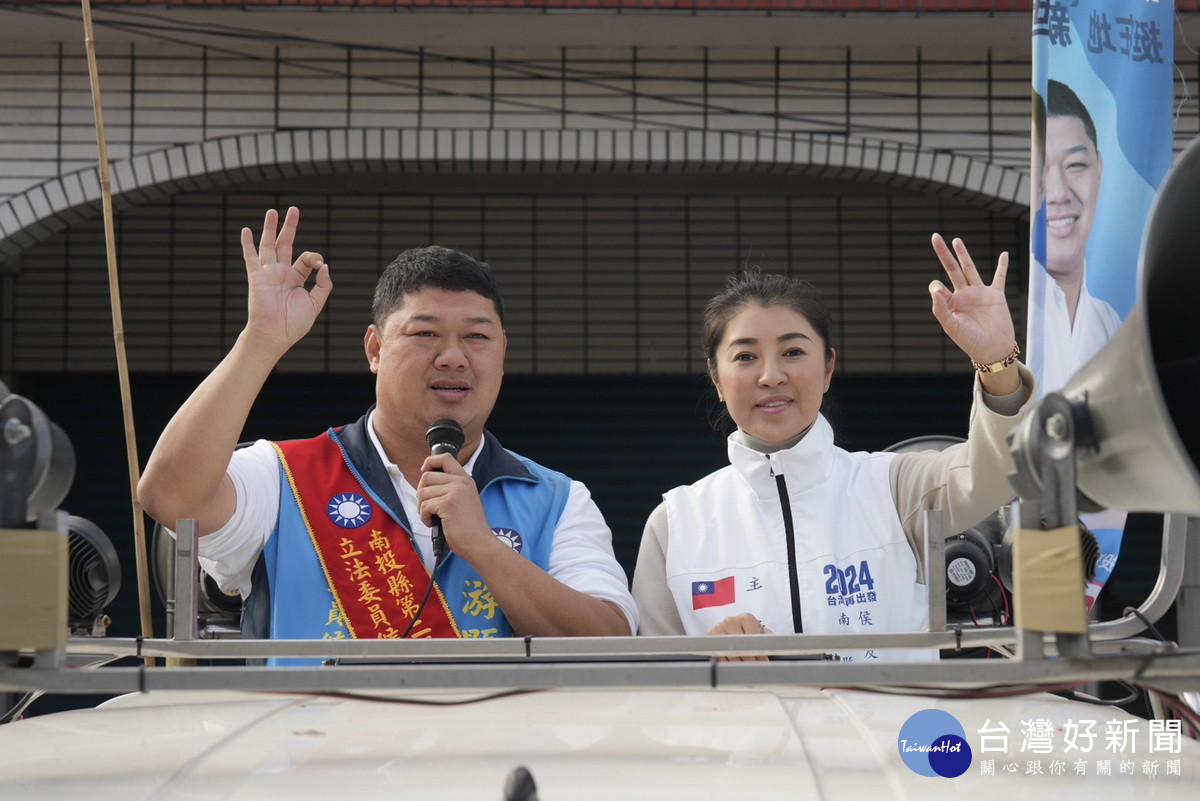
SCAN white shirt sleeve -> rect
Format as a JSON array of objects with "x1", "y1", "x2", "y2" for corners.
[
  {"x1": 196, "y1": 439, "x2": 282, "y2": 598},
  {"x1": 547, "y1": 481, "x2": 639, "y2": 635}
]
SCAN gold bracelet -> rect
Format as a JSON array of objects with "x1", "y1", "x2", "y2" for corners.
[{"x1": 971, "y1": 343, "x2": 1020, "y2": 373}]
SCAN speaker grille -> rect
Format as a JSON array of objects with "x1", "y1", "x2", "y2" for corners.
[{"x1": 65, "y1": 516, "x2": 120, "y2": 628}]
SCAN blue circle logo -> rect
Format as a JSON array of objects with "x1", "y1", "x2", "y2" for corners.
[
  {"x1": 898, "y1": 709, "x2": 972, "y2": 778},
  {"x1": 327, "y1": 492, "x2": 373, "y2": 528}
]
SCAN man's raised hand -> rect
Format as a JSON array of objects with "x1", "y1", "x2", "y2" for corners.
[{"x1": 241, "y1": 206, "x2": 332, "y2": 350}]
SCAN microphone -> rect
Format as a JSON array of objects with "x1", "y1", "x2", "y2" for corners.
[{"x1": 425, "y1": 418, "x2": 465, "y2": 563}]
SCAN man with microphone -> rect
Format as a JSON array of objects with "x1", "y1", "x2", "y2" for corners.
[{"x1": 138, "y1": 207, "x2": 636, "y2": 653}]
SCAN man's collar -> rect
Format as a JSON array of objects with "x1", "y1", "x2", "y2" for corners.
[
  {"x1": 340, "y1": 407, "x2": 535, "y2": 494},
  {"x1": 365, "y1": 408, "x2": 485, "y2": 480}
]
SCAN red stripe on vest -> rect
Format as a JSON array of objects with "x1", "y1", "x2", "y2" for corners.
[{"x1": 274, "y1": 436, "x2": 460, "y2": 639}]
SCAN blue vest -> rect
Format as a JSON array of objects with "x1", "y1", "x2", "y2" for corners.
[{"x1": 243, "y1": 411, "x2": 571, "y2": 662}]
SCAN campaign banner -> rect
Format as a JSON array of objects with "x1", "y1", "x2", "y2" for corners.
[
  {"x1": 1029, "y1": 0, "x2": 1173, "y2": 610},
  {"x1": 1029, "y1": 0, "x2": 1173, "y2": 395}
]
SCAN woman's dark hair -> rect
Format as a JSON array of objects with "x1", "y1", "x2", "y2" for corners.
[
  {"x1": 372, "y1": 245, "x2": 506, "y2": 328},
  {"x1": 700, "y1": 269, "x2": 835, "y2": 366}
]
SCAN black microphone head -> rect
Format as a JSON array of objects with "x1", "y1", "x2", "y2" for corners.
[{"x1": 426, "y1": 418, "x2": 465, "y2": 458}]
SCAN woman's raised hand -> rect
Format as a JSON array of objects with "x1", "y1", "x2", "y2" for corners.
[{"x1": 929, "y1": 234, "x2": 1017, "y2": 365}]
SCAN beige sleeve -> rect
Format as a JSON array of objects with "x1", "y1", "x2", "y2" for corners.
[
  {"x1": 890, "y1": 364, "x2": 1037, "y2": 568},
  {"x1": 631, "y1": 502, "x2": 687, "y2": 636}
]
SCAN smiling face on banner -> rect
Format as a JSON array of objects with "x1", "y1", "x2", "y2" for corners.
[{"x1": 1042, "y1": 114, "x2": 1103, "y2": 288}]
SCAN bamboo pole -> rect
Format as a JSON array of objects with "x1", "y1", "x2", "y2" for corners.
[{"x1": 79, "y1": 0, "x2": 155, "y2": 665}]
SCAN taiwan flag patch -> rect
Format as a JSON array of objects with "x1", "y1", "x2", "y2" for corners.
[{"x1": 691, "y1": 577, "x2": 735, "y2": 610}]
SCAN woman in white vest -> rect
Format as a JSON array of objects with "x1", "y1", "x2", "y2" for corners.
[{"x1": 631, "y1": 234, "x2": 1036, "y2": 662}]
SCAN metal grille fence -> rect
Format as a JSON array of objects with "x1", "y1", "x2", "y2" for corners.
[
  {"x1": 8, "y1": 187, "x2": 1026, "y2": 375},
  {"x1": 0, "y1": 42, "x2": 1090, "y2": 198},
  {"x1": 2, "y1": 36, "x2": 1196, "y2": 196},
  {"x1": 3, "y1": 6, "x2": 1196, "y2": 377}
]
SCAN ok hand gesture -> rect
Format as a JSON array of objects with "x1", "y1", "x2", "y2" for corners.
[{"x1": 241, "y1": 206, "x2": 332, "y2": 352}]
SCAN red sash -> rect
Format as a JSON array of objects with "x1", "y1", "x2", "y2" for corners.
[{"x1": 274, "y1": 437, "x2": 460, "y2": 639}]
